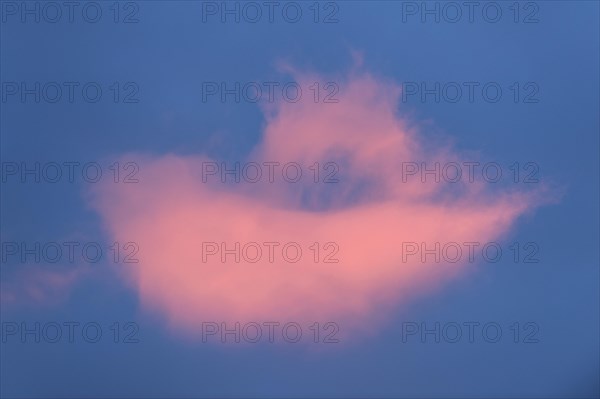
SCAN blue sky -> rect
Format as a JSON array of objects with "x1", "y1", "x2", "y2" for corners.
[{"x1": 1, "y1": 1, "x2": 599, "y2": 398}]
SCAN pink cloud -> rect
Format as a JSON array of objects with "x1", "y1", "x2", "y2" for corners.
[
  {"x1": 87, "y1": 67, "x2": 550, "y2": 341},
  {"x1": 1, "y1": 266, "x2": 84, "y2": 307}
]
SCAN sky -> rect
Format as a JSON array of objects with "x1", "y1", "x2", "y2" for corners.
[{"x1": 0, "y1": 1, "x2": 599, "y2": 398}]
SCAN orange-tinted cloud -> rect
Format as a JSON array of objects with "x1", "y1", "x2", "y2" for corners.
[{"x1": 87, "y1": 68, "x2": 550, "y2": 341}]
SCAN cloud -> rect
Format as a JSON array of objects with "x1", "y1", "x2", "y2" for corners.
[
  {"x1": 0, "y1": 266, "x2": 84, "y2": 307},
  {"x1": 87, "y1": 67, "x2": 551, "y2": 341}
]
